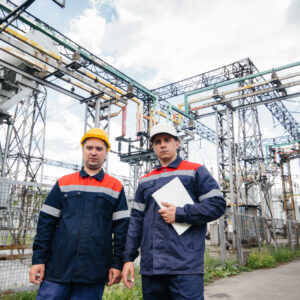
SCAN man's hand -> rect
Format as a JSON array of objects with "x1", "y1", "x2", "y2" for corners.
[
  {"x1": 29, "y1": 264, "x2": 45, "y2": 284},
  {"x1": 158, "y1": 202, "x2": 176, "y2": 223},
  {"x1": 107, "y1": 268, "x2": 122, "y2": 287},
  {"x1": 122, "y1": 261, "x2": 135, "y2": 289}
]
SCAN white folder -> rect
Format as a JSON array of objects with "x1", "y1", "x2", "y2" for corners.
[{"x1": 152, "y1": 176, "x2": 194, "y2": 235}]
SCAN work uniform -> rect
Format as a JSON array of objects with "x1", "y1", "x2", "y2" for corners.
[
  {"x1": 123, "y1": 155, "x2": 226, "y2": 299},
  {"x1": 32, "y1": 168, "x2": 129, "y2": 299}
]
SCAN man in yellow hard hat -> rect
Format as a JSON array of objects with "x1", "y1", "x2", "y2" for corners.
[{"x1": 29, "y1": 128, "x2": 129, "y2": 300}]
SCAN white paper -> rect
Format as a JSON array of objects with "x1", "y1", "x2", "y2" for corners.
[{"x1": 152, "y1": 177, "x2": 194, "y2": 235}]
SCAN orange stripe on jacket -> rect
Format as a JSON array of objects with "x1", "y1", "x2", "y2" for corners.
[
  {"x1": 140, "y1": 160, "x2": 202, "y2": 179},
  {"x1": 58, "y1": 172, "x2": 123, "y2": 192}
]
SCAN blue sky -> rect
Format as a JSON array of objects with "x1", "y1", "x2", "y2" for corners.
[
  {"x1": 5, "y1": 0, "x2": 300, "y2": 179},
  {"x1": 27, "y1": 1, "x2": 118, "y2": 30}
]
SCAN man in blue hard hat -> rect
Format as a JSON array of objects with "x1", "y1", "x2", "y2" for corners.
[
  {"x1": 122, "y1": 122, "x2": 226, "y2": 300},
  {"x1": 29, "y1": 128, "x2": 129, "y2": 300}
]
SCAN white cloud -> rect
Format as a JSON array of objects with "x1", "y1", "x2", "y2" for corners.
[
  {"x1": 91, "y1": 0, "x2": 299, "y2": 88},
  {"x1": 63, "y1": 0, "x2": 299, "y2": 94},
  {"x1": 65, "y1": 4, "x2": 107, "y2": 55}
]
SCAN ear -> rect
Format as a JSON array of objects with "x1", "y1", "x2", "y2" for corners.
[{"x1": 175, "y1": 139, "x2": 180, "y2": 149}]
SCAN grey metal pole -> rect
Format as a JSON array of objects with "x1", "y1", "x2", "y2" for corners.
[
  {"x1": 94, "y1": 97, "x2": 100, "y2": 128},
  {"x1": 254, "y1": 216, "x2": 261, "y2": 253},
  {"x1": 218, "y1": 216, "x2": 227, "y2": 267},
  {"x1": 105, "y1": 102, "x2": 111, "y2": 172},
  {"x1": 1, "y1": 122, "x2": 13, "y2": 177},
  {"x1": 226, "y1": 107, "x2": 243, "y2": 266}
]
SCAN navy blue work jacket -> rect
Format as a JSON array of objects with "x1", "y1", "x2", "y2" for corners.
[
  {"x1": 32, "y1": 168, "x2": 129, "y2": 284},
  {"x1": 123, "y1": 156, "x2": 226, "y2": 275}
]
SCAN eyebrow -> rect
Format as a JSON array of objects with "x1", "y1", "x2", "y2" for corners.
[
  {"x1": 86, "y1": 145, "x2": 105, "y2": 149},
  {"x1": 153, "y1": 137, "x2": 172, "y2": 143}
]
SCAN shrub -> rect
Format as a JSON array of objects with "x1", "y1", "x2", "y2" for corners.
[
  {"x1": 247, "y1": 253, "x2": 260, "y2": 269},
  {"x1": 273, "y1": 247, "x2": 294, "y2": 262},
  {"x1": 247, "y1": 249, "x2": 277, "y2": 269},
  {"x1": 261, "y1": 255, "x2": 276, "y2": 268}
]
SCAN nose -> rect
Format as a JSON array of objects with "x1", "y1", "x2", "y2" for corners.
[
  {"x1": 90, "y1": 147, "x2": 97, "y2": 155},
  {"x1": 160, "y1": 140, "x2": 167, "y2": 147}
]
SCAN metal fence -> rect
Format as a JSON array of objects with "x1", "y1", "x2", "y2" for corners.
[
  {"x1": 0, "y1": 177, "x2": 51, "y2": 293},
  {"x1": 212, "y1": 211, "x2": 300, "y2": 265},
  {"x1": 1, "y1": 177, "x2": 300, "y2": 293}
]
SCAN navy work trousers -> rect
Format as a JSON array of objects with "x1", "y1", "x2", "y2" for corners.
[
  {"x1": 142, "y1": 274, "x2": 204, "y2": 300},
  {"x1": 36, "y1": 279, "x2": 104, "y2": 300}
]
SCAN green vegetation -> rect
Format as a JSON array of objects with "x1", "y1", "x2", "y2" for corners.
[
  {"x1": 2, "y1": 246, "x2": 300, "y2": 300},
  {"x1": 204, "y1": 259, "x2": 241, "y2": 283},
  {"x1": 0, "y1": 290, "x2": 37, "y2": 300},
  {"x1": 247, "y1": 246, "x2": 300, "y2": 270},
  {"x1": 203, "y1": 246, "x2": 300, "y2": 283},
  {"x1": 247, "y1": 251, "x2": 276, "y2": 269},
  {"x1": 273, "y1": 247, "x2": 298, "y2": 262},
  {"x1": 103, "y1": 268, "x2": 142, "y2": 300}
]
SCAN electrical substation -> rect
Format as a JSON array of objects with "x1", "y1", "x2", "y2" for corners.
[{"x1": 0, "y1": 0, "x2": 299, "y2": 293}]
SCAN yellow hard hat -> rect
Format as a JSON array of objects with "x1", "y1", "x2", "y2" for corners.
[{"x1": 81, "y1": 128, "x2": 110, "y2": 151}]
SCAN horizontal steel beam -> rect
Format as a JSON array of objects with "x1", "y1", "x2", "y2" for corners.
[{"x1": 0, "y1": 58, "x2": 85, "y2": 100}]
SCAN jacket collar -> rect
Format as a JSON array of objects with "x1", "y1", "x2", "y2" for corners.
[
  {"x1": 155, "y1": 155, "x2": 182, "y2": 170},
  {"x1": 79, "y1": 167, "x2": 105, "y2": 181}
]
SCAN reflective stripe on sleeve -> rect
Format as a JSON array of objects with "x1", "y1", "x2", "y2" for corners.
[
  {"x1": 40, "y1": 204, "x2": 61, "y2": 218},
  {"x1": 132, "y1": 202, "x2": 145, "y2": 211},
  {"x1": 112, "y1": 210, "x2": 130, "y2": 221},
  {"x1": 198, "y1": 189, "x2": 224, "y2": 202}
]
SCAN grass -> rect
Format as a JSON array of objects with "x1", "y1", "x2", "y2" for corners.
[
  {"x1": 2, "y1": 246, "x2": 300, "y2": 300},
  {"x1": 0, "y1": 290, "x2": 37, "y2": 300},
  {"x1": 102, "y1": 268, "x2": 142, "y2": 300},
  {"x1": 204, "y1": 245, "x2": 300, "y2": 283}
]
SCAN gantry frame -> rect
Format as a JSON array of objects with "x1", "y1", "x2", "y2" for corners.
[{"x1": 0, "y1": 0, "x2": 299, "y2": 265}]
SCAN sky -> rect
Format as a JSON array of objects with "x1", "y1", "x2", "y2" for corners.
[{"x1": 4, "y1": 0, "x2": 300, "y2": 184}]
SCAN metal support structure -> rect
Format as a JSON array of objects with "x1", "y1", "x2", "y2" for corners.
[
  {"x1": 215, "y1": 107, "x2": 244, "y2": 264},
  {"x1": 229, "y1": 71, "x2": 278, "y2": 247},
  {"x1": 0, "y1": 0, "x2": 35, "y2": 34},
  {"x1": 153, "y1": 58, "x2": 299, "y2": 140},
  {"x1": 215, "y1": 108, "x2": 236, "y2": 205},
  {"x1": 52, "y1": 0, "x2": 66, "y2": 8},
  {"x1": 152, "y1": 58, "x2": 256, "y2": 100},
  {"x1": 0, "y1": 0, "x2": 155, "y2": 102},
  {"x1": 279, "y1": 146, "x2": 300, "y2": 248},
  {"x1": 1, "y1": 87, "x2": 47, "y2": 245},
  {"x1": 4, "y1": 87, "x2": 46, "y2": 182},
  {"x1": 218, "y1": 216, "x2": 226, "y2": 266},
  {"x1": 0, "y1": 120, "x2": 13, "y2": 177}
]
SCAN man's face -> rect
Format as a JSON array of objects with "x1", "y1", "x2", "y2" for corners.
[
  {"x1": 82, "y1": 138, "x2": 107, "y2": 172},
  {"x1": 152, "y1": 133, "x2": 179, "y2": 165}
]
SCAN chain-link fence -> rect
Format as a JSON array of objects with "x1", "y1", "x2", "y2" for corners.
[{"x1": 0, "y1": 177, "x2": 51, "y2": 293}]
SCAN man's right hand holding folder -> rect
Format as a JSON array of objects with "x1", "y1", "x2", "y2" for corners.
[{"x1": 158, "y1": 201, "x2": 176, "y2": 224}]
